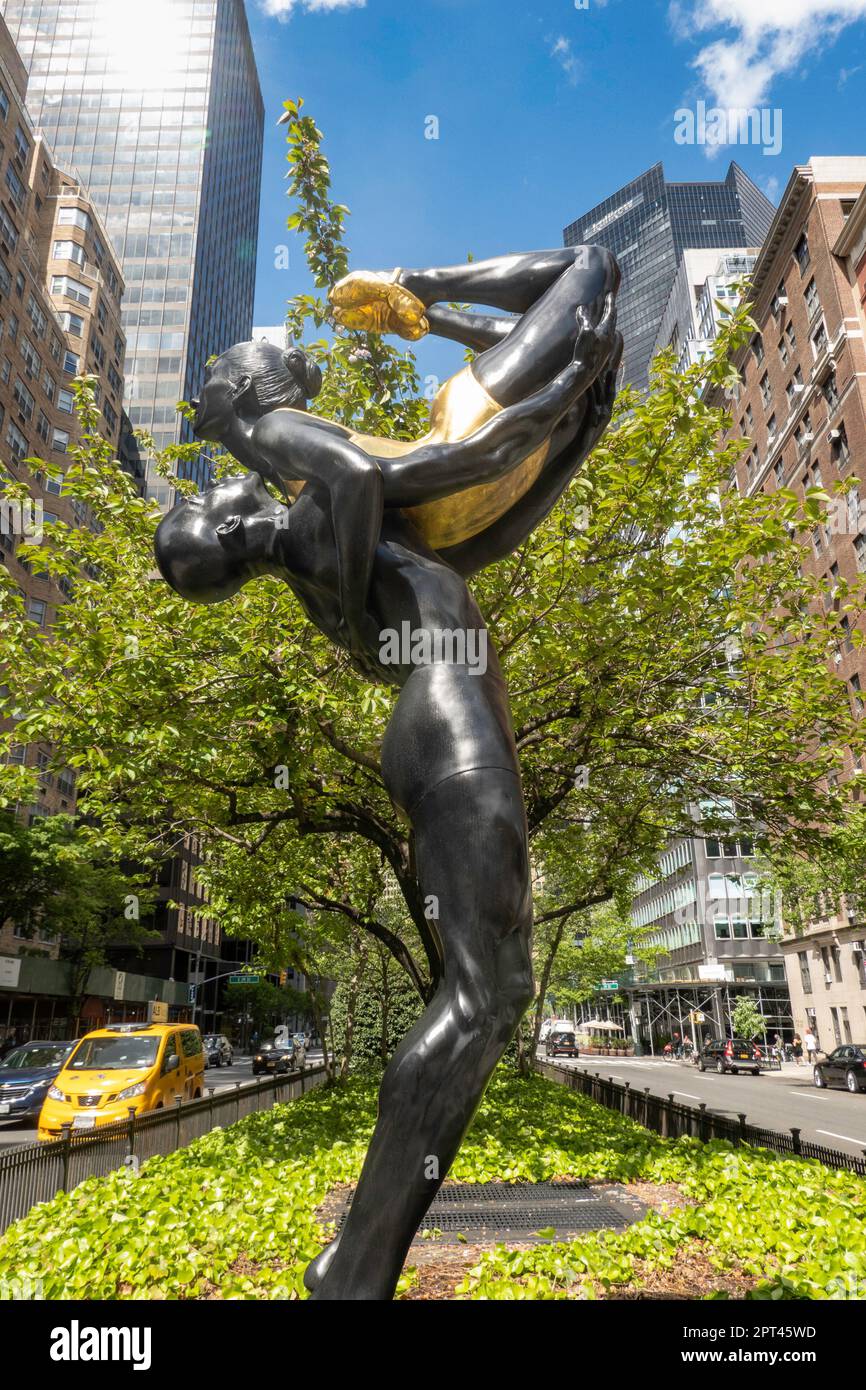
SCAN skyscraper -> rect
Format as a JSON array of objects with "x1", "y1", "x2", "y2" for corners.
[
  {"x1": 563, "y1": 162, "x2": 776, "y2": 394},
  {"x1": 1, "y1": 0, "x2": 264, "y2": 502}
]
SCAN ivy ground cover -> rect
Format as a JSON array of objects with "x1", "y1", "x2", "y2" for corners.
[{"x1": 0, "y1": 1072, "x2": 863, "y2": 1300}]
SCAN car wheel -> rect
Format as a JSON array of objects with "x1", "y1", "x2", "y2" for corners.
[
  {"x1": 813, "y1": 1067, "x2": 825, "y2": 1088},
  {"x1": 751, "y1": 1070, "x2": 760, "y2": 1077},
  {"x1": 716, "y1": 1059, "x2": 725, "y2": 1074},
  {"x1": 698, "y1": 1060, "x2": 705, "y2": 1071},
  {"x1": 846, "y1": 1070, "x2": 863, "y2": 1094},
  {"x1": 227, "y1": 1054, "x2": 233, "y2": 1067}
]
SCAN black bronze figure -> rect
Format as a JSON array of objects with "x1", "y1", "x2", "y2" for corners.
[{"x1": 155, "y1": 248, "x2": 621, "y2": 1300}]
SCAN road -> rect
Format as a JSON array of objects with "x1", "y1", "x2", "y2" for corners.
[
  {"x1": 544, "y1": 1053, "x2": 866, "y2": 1159},
  {"x1": 0, "y1": 1050, "x2": 326, "y2": 1150}
]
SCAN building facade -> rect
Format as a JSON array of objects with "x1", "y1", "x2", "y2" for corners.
[
  {"x1": 563, "y1": 162, "x2": 775, "y2": 393},
  {"x1": 653, "y1": 248, "x2": 759, "y2": 373},
  {"x1": 714, "y1": 156, "x2": 866, "y2": 1053},
  {"x1": 1, "y1": 0, "x2": 264, "y2": 503},
  {"x1": 0, "y1": 12, "x2": 125, "y2": 843}
]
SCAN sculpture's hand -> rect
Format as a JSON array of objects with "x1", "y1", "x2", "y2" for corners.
[
  {"x1": 330, "y1": 270, "x2": 429, "y2": 341},
  {"x1": 571, "y1": 293, "x2": 618, "y2": 395}
]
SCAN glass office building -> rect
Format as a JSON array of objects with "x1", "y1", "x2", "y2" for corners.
[
  {"x1": 1, "y1": 0, "x2": 264, "y2": 501},
  {"x1": 564, "y1": 162, "x2": 775, "y2": 394}
]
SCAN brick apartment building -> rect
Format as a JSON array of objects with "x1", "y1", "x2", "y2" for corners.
[
  {"x1": 0, "y1": 12, "x2": 126, "y2": 847},
  {"x1": 717, "y1": 156, "x2": 866, "y2": 1052}
]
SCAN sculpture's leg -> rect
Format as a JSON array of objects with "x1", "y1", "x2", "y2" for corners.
[
  {"x1": 400, "y1": 246, "x2": 619, "y2": 405},
  {"x1": 306, "y1": 767, "x2": 533, "y2": 1301}
]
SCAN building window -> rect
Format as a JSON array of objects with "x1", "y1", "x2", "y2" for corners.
[
  {"x1": 804, "y1": 277, "x2": 821, "y2": 319},
  {"x1": 52, "y1": 239, "x2": 86, "y2": 268},
  {"x1": 798, "y1": 951, "x2": 812, "y2": 995},
  {"x1": 4, "y1": 166, "x2": 26, "y2": 211},
  {"x1": 6, "y1": 419, "x2": 27, "y2": 461},
  {"x1": 811, "y1": 320, "x2": 829, "y2": 359},
  {"x1": 831, "y1": 423, "x2": 850, "y2": 469},
  {"x1": 59, "y1": 311, "x2": 84, "y2": 337},
  {"x1": 51, "y1": 275, "x2": 91, "y2": 307},
  {"x1": 760, "y1": 373, "x2": 772, "y2": 408},
  {"x1": 13, "y1": 378, "x2": 34, "y2": 422},
  {"x1": 63, "y1": 350, "x2": 79, "y2": 375},
  {"x1": 52, "y1": 428, "x2": 70, "y2": 454},
  {"x1": 57, "y1": 206, "x2": 92, "y2": 233},
  {"x1": 57, "y1": 388, "x2": 74, "y2": 413},
  {"x1": 0, "y1": 85, "x2": 8, "y2": 122},
  {"x1": 26, "y1": 596, "x2": 47, "y2": 628},
  {"x1": 855, "y1": 534, "x2": 866, "y2": 573},
  {"x1": 794, "y1": 232, "x2": 810, "y2": 273},
  {"x1": 823, "y1": 372, "x2": 840, "y2": 412}
]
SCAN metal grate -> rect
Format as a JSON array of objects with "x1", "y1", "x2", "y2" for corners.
[{"x1": 335, "y1": 1181, "x2": 646, "y2": 1244}]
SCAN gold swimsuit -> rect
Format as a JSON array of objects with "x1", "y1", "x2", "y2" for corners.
[{"x1": 284, "y1": 366, "x2": 550, "y2": 550}]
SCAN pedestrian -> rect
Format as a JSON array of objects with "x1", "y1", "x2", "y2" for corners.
[
  {"x1": 803, "y1": 1028, "x2": 818, "y2": 1065},
  {"x1": 773, "y1": 1032, "x2": 782, "y2": 1061},
  {"x1": 792, "y1": 1032, "x2": 804, "y2": 1066}
]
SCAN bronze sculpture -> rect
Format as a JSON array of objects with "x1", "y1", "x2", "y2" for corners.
[{"x1": 155, "y1": 247, "x2": 621, "y2": 1299}]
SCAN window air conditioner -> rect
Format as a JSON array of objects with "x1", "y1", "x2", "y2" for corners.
[
  {"x1": 824, "y1": 970, "x2": 833, "y2": 984},
  {"x1": 828, "y1": 429, "x2": 841, "y2": 442}
]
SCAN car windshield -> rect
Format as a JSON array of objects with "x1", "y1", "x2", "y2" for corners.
[
  {"x1": 204, "y1": 1037, "x2": 220, "y2": 1046},
  {"x1": 1, "y1": 1043, "x2": 72, "y2": 1070},
  {"x1": 67, "y1": 1037, "x2": 160, "y2": 1071}
]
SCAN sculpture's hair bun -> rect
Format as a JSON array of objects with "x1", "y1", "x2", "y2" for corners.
[{"x1": 284, "y1": 347, "x2": 323, "y2": 400}]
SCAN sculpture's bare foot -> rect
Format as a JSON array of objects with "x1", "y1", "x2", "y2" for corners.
[
  {"x1": 330, "y1": 270, "x2": 429, "y2": 340},
  {"x1": 303, "y1": 1234, "x2": 342, "y2": 1294}
]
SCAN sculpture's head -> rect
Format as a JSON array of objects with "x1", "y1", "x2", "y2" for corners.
[
  {"x1": 155, "y1": 472, "x2": 285, "y2": 604},
  {"x1": 190, "y1": 341, "x2": 323, "y2": 444}
]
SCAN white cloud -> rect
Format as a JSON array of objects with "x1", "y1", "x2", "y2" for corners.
[
  {"x1": 260, "y1": 0, "x2": 366, "y2": 20},
  {"x1": 672, "y1": 0, "x2": 866, "y2": 108},
  {"x1": 550, "y1": 35, "x2": 582, "y2": 85}
]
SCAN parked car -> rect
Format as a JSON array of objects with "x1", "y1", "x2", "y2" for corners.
[
  {"x1": 38, "y1": 1023, "x2": 205, "y2": 1140},
  {"x1": 252, "y1": 1040, "x2": 295, "y2": 1075},
  {"x1": 0, "y1": 1040, "x2": 75, "y2": 1127},
  {"x1": 545, "y1": 1027, "x2": 580, "y2": 1059},
  {"x1": 697, "y1": 1037, "x2": 762, "y2": 1076},
  {"x1": 813, "y1": 1044, "x2": 866, "y2": 1094},
  {"x1": 203, "y1": 1034, "x2": 233, "y2": 1069}
]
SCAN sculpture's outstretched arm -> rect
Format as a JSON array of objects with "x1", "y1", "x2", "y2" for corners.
[{"x1": 441, "y1": 336, "x2": 623, "y2": 577}]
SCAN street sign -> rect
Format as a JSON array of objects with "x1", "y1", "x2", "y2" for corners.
[
  {"x1": 229, "y1": 973, "x2": 261, "y2": 985},
  {"x1": 187, "y1": 984, "x2": 197, "y2": 1005},
  {"x1": 599, "y1": 980, "x2": 619, "y2": 991},
  {"x1": 113, "y1": 971, "x2": 126, "y2": 1001}
]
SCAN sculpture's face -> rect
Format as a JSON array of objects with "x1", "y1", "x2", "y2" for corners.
[
  {"x1": 155, "y1": 473, "x2": 282, "y2": 604},
  {"x1": 189, "y1": 361, "x2": 236, "y2": 443}
]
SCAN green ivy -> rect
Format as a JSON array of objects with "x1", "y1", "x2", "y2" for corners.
[{"x1": 0, "y1": 1073, "x2": 862, "y2": 1301}]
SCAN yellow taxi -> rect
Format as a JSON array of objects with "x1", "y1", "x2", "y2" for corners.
[{"x1": 38, "y1": 1022, "x2": 205, "y2": 1140}]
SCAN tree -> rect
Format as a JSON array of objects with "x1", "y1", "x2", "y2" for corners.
[
  {"x1": 0, "y1": 813, "x2": 154, "y2": 1023},
  {"x1": 731, "y1": 995, "x2": 766, "y2": 1045},
  {"x1": 0, "y1": 99, "x2": 862, "y2": 1023}
]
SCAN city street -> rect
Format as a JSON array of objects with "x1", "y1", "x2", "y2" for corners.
[
  {"x1": 0, "y1": 1051, "x2": 325, "y2": 1150},
  {"x1": 544, "y1": 1054, "x2": 866, "y2": 1159}
]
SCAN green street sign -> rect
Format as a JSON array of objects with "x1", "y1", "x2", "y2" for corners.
[
  {"x1": 229, "y1": 973, "x2": 261, "y2": 985},
  {"x1": 599, "y1": 980, "x2": 619, "y2": 991}
]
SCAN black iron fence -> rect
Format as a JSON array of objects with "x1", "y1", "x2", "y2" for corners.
[
  {"x1": 536, "y1": 1060, "x2": 866, "y2": 1178},
  {"x1": 0, "y1": 1066, "x2": 327, "y2": 1236}
]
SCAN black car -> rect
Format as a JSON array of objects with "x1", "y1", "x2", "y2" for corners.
[
  {"x1": 697, "y1": 1037, "x2": 762, "y2": 1076},
  {"x1": 203, "y1": 1034, "x2": 233, "y2": 1069},
  {"x1": 545, "y1": 1029, "x2": 580, "y2": 1058},
  {"x1": 252, "y1": 1040, "x2": 294, "y2": 1075},
  {"x1": 0, "y1": 1040, "x2": 75, "y2": 1125},
  {"x1": 813, "y1": 1044, "x2": 866, "y2": 1094}
]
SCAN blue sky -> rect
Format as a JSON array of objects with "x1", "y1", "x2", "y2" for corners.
[{"x1": 247, "y1": 0, "x2": 866, "y2": 384}]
